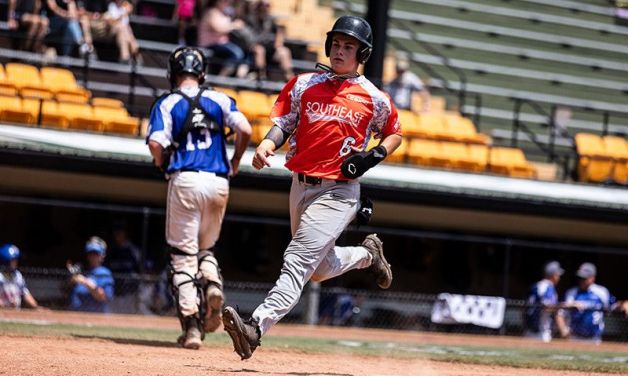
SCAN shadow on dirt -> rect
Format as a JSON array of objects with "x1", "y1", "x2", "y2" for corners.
[
  {"x1": 72, "y1": 334, "x2": 180, "y2": 348},
  {"x1": 221, "y1": 370, "x2": 353, "y2": 376}
]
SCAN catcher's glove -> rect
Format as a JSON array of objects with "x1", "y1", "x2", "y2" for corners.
[{"x1": 66, "y1": 262, "x2": 82, "y2": 276}]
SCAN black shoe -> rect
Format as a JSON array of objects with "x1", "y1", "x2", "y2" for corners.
[
  {"x1": 362, "y1": 234, "x2": 392, "y2": 289},
  {"x1": 222, "y1": 306, "x2": 261, "y2": 360},
  {"x1": 182, "y1": 315, "x2": 202, "y2": 350}
]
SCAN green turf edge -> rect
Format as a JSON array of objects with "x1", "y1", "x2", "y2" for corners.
[{"x1": 1, "y1": 321, "x2": 626, "y2": 374}]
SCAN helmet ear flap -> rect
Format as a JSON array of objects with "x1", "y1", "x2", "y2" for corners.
[
  {"x1": 358, "y1": 45, "x2": 372, "y2": 64},
  {"x1": 324, "y1": 34, "x2": 332, "y2": 57}
]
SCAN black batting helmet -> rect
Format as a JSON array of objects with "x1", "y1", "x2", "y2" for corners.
[
  {"x1": 325, "y1": 15, "x2": 373, "y2": 64},
  {"x1": 167, "y1": 47, "x2": 207, "y2": 88}
]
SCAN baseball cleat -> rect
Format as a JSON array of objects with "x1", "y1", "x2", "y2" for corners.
[
  {"x1": 182, "y1": 315, "x2": 202, "y2": 350},
  {"x1": 204, "y1": 285, "x2": 224, "y2": 333},
  {"x1": 222, "y1": 306, "x2": 261, "y2": 360},
  {"x1": 362, "y1": 233, "x2": 393, "y2": 289}
]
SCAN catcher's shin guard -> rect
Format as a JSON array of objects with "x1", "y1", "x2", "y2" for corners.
[
  {"x1": 198, "y1": 248, "x2": 224, "y2": 332},
  {"x1": 167, "y1": 252, "x2": 206, "y2": 341}
]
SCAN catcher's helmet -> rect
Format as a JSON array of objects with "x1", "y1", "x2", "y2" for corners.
[
  {"x1": 167, "y1": 46, "x2": 207, "y2": 88},
  {"x1": 0, "y1": 244, "x2": 20, "y2": 265},
  {"x1": 325, "y1": 15, "x2": 373, "y2": 64}
]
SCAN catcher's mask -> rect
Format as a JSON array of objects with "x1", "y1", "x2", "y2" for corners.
[
  {"x1": 167, "y1": 47, "x2": 207, "y2": 88},
  {"x1": 324, "y1": 15, "x2": 373, "y2": 64}
]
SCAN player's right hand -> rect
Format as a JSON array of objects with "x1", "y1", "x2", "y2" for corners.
[{"x1": 252, "y1": 140, "x2": 275, "y2": 170}]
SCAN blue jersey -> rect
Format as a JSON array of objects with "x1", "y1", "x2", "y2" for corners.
[
  {"x1": 146, "y1": 86, "x2": 247, "y2": 175},
  {"x1": 69, "y1": 266, "x2": 114, "y2": 313},
  {"x1": 564, "y1": 283, "x2": 615, "y2": 340},
  {"x1": 525, "y1": 279, "x2": 558, "y2": 333}
]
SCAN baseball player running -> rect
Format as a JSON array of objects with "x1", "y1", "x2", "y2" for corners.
[
  {"x1": 222, "y1": 15, "x2": 402, "y2": 360},
  {"x1": 147, "y1": 46, "x2": 252, "y2": 349}
]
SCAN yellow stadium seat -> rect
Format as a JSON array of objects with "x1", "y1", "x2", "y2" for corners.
[
  {"x1": 443, "y1": 113, "x2": 490, "y2": 144},
  {"x1": 215, "y1": 87, "x2": 239, "y2": 103},
  {"x1": 59, "y1": 103, "x2": 102, "y2": 131},
  {"x1": 94, "y1": 106, "x2": 138, "y2": 135},
  {"x1": 431, "y1": 141, "x2": 467, "y2": 169},
  {"x1": 268, "y1": 93, "x2": 279, "y2": 108},
  {"x1": 40, "y1": 101, "x2": 68, "y2": 128},
  {"x1": 40, "y1": 67, "x2": 91, "y2": 102},
  {"x1": 0, "y1": 65, "x2": 17, "y2": 97},
  {"x1": 460, "y1": 144, "x2": 489, "y2": 172},
  {"x1": 397, "y1": 110, "x2": 421, "y2": 137},
  {"x1": 21, "y1": 98, "x2": 43, "y2": 124},
  {"x1": 91, "y1": 97, "x2": 124, "y2": 108},
  {"x1": 5, "y1": 63, "x2": 53, "y2": 100},
  {"x1": 238, "y1": 90, "x2": 272, "y2": 120},
  {"x1": 490, "y1": 147, "x2": 536, "y2": 178},
  {"x1": 602, "y1": 135, "x2": 628, "y2": 184},
  {"x1": 575, "y1": 133, "x2": 613, "y2": 183},
  {"x1": 385, "y1": 138, "x2": 408, "y2": 164},
  {"x1": 0, "y1": 96, "x2": 34, "y2": 124},
  {"x1": 416, "y1": 112, "x2": 447, "y2": 139},
  {"x1": 407, "y1": 138, "x2": 441, "y2": 166}
]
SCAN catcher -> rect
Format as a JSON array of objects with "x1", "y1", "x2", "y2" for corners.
[{"x1": 146, "y1": 46, "x2": 252, "y2": 349}]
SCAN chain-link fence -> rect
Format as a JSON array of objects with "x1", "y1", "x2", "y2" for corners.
[{"x1": 18, "y1": 267, "x2": 628, "y2": 343}]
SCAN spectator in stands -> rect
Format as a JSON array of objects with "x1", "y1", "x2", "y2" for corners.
[
  {"x1": 7, "y1": 0, "x2": 49, "y2": 53},
  {"x1": 45, "y1": 0, "x2": 93, "y2": 57},
  {"x1": 0, "y1": 244, "x2": 41, "y2": 309},
  {"x1": 173, "y1": 0, "x2": 196, "y2": 45},
  {"x1": 105, "y1": 0, "x2": 142, "y2": 64},
  {"x1": 197, "y1": 0, "x2": 248, "y2": 77},
  {"x1": 523, "y1": 261, "x2": 564, "y2": 342},
  {"x1": 245, "y1": 0, "x2": 293, "y2": 81},
  {"x1": 105, "y1": 222, "x2": 141, "y2": 313},
  {"x1": 556, "y1": 262, "x2": 628, "y2": 344},
  {"x1": 67, "y1": 236, "x2": 114, "y2": 313},
  {"x1": 385, "y1": 57, "x2": 431, "y2": 113}
]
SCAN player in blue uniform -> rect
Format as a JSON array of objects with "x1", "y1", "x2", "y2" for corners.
[
  {"x1": 556, "y1": 262, "x2": 628, "y2": 344},
  {"x1": 0, "y1": 244, "x2": 40, "y2": 309},
  {"x1": 68, "y1": 236, "x2": 115, "y2": 313},
  {"x1": 147, "y1": 46, "x2": 252, "y2": 349},
  {"x1": 524, "y1": 261, "x2": 563, "y2": 342}
]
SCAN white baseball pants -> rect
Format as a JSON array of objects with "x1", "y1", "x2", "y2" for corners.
[
  {"x1": 252, "y1": 175, "x2": 373, "y2": 335},
  {"x1": 167, "y1": 171, "x2": 228, "y2": 316}
]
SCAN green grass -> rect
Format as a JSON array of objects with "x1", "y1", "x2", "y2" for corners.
[{"x1": 1, "y1": 321, "x2": 627, "y2": 373}]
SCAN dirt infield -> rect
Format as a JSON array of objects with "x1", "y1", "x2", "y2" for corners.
[{"x1": 1, "y1": 310, "x2": 626, "y2": 376}]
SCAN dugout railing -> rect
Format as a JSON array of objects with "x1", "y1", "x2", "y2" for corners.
[{"x1": 17, "y1": 267, "x2": 628, "y2": 343}]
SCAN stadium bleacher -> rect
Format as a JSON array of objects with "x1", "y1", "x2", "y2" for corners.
[{"x1": 0, "y1": 0, "x2": 626, "y2": 185}]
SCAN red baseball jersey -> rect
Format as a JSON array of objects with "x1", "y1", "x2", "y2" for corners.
[{"x1": 270, "y1": 72, "x2": 401, "y2": 180}]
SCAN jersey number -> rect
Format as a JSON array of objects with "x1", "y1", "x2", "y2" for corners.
[
  {"x1": 339, "y1": 136, "x2": 356, "y2": 156},
  {"x1": 185, "y1": 129, "x2": 211, "y2": 151}
]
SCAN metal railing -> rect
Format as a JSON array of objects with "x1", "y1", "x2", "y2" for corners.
[{"x1": 18, "y1": 267, "x2": 628, "y2": 342}]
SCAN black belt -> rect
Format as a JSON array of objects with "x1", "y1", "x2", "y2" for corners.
[
  {"x1": 180, "y1": 169, "x2": 228, "y2": 179},
  {"x1": 297, "y1": 173, "x2": 348, "y2": 185}
]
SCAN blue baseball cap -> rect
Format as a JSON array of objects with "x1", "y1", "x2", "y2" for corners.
[{"x1": 85, "y1": 236, "x2": 107, "y2": 255}]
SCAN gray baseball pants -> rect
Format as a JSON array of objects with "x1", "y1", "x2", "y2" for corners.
[{"x1": 252, "y1": 175, "x2": 373, "y2": 335}]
